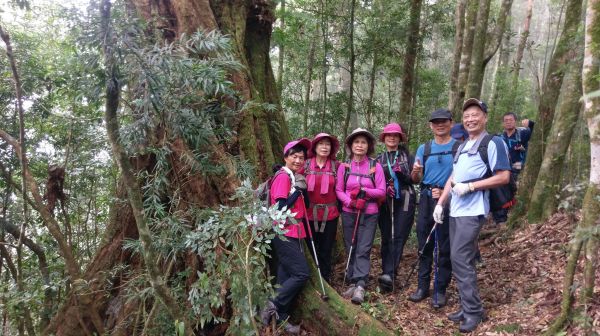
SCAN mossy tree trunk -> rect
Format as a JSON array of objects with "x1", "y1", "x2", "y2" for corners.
[
  {"x1": 546, "y1": 1, "x2": 600, "y2": 332},
  {"x1": 509, "y1": 0, "x2": 583, "y2": 226},
  {"x1": 464, "y1": 0, "x2": 491, "y2": 99},
  {"x1": 527, "y1": 40, "x2": 583, "y2": 224},
  {"x1": 44, "y1": 1, "x2": 388, "y2": 334}
]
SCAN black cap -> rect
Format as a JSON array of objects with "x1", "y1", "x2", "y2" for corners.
[
  {"x1": 429, "y1": 108, "x2": 452, "y2": 122},
  {"x1": 462, "y1": 98, "x2": 488, "y2": 113}
]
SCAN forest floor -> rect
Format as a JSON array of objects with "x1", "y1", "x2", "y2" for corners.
[{"x1": 323, "y1": 212, "x2": 600, "y2": 335}]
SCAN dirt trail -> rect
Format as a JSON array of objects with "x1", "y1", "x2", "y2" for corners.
[{"x1": 327, "y1": 212, "x2": 600, "y2": 335}]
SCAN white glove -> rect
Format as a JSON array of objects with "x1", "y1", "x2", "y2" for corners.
[
  {"x1": 453, "y1": 182, "x2": 472, "y2": 196},
  {"x1": 433, "y1": 204, "x2": 444, "y2": 224}
]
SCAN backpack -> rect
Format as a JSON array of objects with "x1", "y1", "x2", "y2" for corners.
[
  {"x1": 254, "y1": 169, "x2": 292, "y2": 207},
  {"x1": 501, "y1": 127, "x2": 527, "y2": 162},
  {"x1": 304, "y1": 158, "x2": 337, "y2": 178},
  {"x1": 341, "y1": 158, "x2": 377, "y2": 191},
  {"x1": 455, "y1": 134, "x2": 517, "y2": 212},
  {"x1": 422, "y1": 140, "x2": 462, "y2": 177}
]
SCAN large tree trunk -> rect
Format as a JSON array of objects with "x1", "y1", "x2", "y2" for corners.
[
  {"x1": 398, "y1": 0, "x2": 422, "y2": 122},
  {"x1": 527, "y1": 41, "x2": 582, "y2": 224},
  {"x1": 546, "y1": 1, "x2": 600, "y2": 332},
  {"x1": 510, "y1": 0, "x2": 583, "y2": 225},
  {"x1": 44, "y1": 1, "x2": 387, "y2": 335},
  {"x1": 448, "y1": 0, "x2": 467, "y2": 117}
]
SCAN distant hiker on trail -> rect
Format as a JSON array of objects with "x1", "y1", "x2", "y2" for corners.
[
  {"x1": 336, "y1": 128, "x2": 386, "y2": 304},
  {"x1": 261, "y1": 138, "x2": 312, "y2": 334},
  {"x1": 375, "y1": 123, "x2": 417, "y2": 292},
  {"x1": 304, "y1": 133, "x2": 340, "y2": 284},
  {"x1": 491, "y1": 112, "x2": 535, "y2": 225},
  {"x1": 435, "y1": 98, "x2": 511, "y2": 333},
  {"x1": 501, "y1": 112, "x2": 534, "y2": 176},
  {"x1": 409, "y1": 108, "x2": 458, "y2": 309}
]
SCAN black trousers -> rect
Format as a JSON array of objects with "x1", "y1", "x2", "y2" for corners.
[
  {"x1": 415, "y1": 189, "x2": 452, "y2": 293},
  {"x1": 378, "y1": 189, "x2": 415, "y2": 278},
  {"x1": 272, "y1": 235, "x2": 310, "y2": 321},
  {"x1": 306, "y1": 218, "x2": 338, "y2": 282}
]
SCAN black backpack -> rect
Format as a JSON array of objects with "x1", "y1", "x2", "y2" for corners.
[
  {"x1": 422, "y1": 140, "x2": 462, "y2": 177},
  {"x1": 456, "y1": 134, "x2": 517, "y2": 212}
]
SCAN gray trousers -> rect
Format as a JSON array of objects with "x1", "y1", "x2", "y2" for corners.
[
  {"x1": 342, "y1": 211, "x2": 378, "y2": 288},
  {"x1": 449, "y1": 215, "x2": 485, "y2": 318}
]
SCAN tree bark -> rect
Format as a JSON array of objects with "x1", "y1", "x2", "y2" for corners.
[
  {"x1": 343, "y1": 0, "x2": 357, "y2": 139},
  {"x1": 509, "y1": 0, "x2": 533, "y2": 107},
  {"x1": 546, "y1": 2, "x2": 600, "y2": 331},
  {"x1": 303, "y1": 36, "x2": 317, "y2": 134},
  {"x1": 448, "y1": 0, "x2": 467, "y2": 118},
  {"x1": 366, "y1": 52, "x2": 378, "y2": 130},
  {"x1": 277, "y1": 0, "x2": 285, "y2": 96},
  {"x1": 399, "y1": 0, "x2": 422, "y2": 122},
  {"x1": 453, "y1": 0, "x2": 478, "y2": 116},
  {"x1": 464, "y1": 0, "x2": 491, "y2": 99},
  {"x1": 527, "y1": 41, "x2": 582, "y2": 223},
  {"x1": 579, "y1": 0, "x2": 600, "y2": 312},
  {"x1": 510, "y1": 0, "x2": 583, "y2": 225},
  {"x1": 466, "y1": 0, "x2": 514, "y2": 99}
]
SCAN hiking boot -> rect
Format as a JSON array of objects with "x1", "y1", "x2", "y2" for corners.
[
  {"x1": 448, "y1": 310, "x2": 464, "y2": 323},
  {"x1": 260, "y1": 300, "x2": 278, "y2": 325},
  {"x1": 351, "y1": 285, "x2": 365, "y2": 304},
  {"x1": 459, "y1": 315, "x2": 485, "y2": 333},
  {"x1": 408, "y1": 288, "x2": 429, "y2": 302},
  {"x1": 378, "y1": 274, "x2": 393, "y2": 292},
  {"x1": 431, "y1": 292, "x2": 447, "y2": 308},
  {"x1": 342, "y1": 284, "x2": 356, "y2": 298},
  {"x1": 281, "y1": 321, "x2": 301, "y2": 334}
]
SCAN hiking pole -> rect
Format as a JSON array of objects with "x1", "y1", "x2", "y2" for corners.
[
  {"x1": 400, "y1": 221, "x2": 438, "y2": 291},
  {"x1": 432, "y1": 225, "x2": 439, "y2": 307},
  {"x1": 390, "y1": 195, "x2": 395, "y2": 292},
  {"x1": 300, "y1": 197, "x2": 329, "y2": 301},
  {"x1": 343, "y1": 208, "x2": 361, "y2": 286}
]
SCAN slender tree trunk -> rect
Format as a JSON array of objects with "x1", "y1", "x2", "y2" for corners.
[
  {"x1": 465, "y1": 0, "x2": 491, "y2": 99},
  {"x1": 448, "y1": 0, "x2": 467, "y2": 117},
  {"x1": 509, "y1": 0, "x2": 533, "y2": 106},
  {"x1": 579, "y1": 0, "x2": 600, "y2": 314},
  {"x1": 277, "y1": 0, "x2": 285, "y2": 95},
  {"x1": 528, "y1": 41, "x2": 582, "y2": 223},
  {"x1": 510, "y1": 0, "x2": 583, "y2": 224},
  {"x1": 454, "y1": 0, "x2": 478, "y2": 115},
  {"x1": 320, "y1": 0, "x2": 329, "y2": 127},
  {"x1": 399, "y1": 0, "x2": 422, "y2": 122},
  {"x1": 343, "y1": 0, "x2": 357, "y2": 139},
  {"x1": 303, "y1": 36, "x2": 317, "y2": 134},
  {"x1": 366, "y1": 53, "x2": 377, "y2": 130}
]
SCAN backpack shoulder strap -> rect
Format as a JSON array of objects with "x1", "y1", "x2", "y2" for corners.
[
  {"x1": 476, "y1": 134, "x2": 495, "y2": 177},
  {"x1": 343, "y1": 160, "x2": 351, "y2": 190},
  {"x1": 423, "y1": 140, "x2": 432, "y2": 164},
  {"x1": 368, "y1": 158, "x2": 377, "y2": 186},
  {"x1": 451, "y1": 140, "x2": 462, "y2": 156}
]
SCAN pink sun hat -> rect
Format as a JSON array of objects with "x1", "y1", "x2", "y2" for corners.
[
  {"x1": 379, "y1": 123, "x2": 407, "y2": 142},
  {"x1": 308, "y1": 133, "x2": 340, "y2": 159},
  {"x1": 283, "y1": 138, "x2": 311, "y2": 156}
]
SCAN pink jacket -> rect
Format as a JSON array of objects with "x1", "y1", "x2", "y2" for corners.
[{"x1": 335, "y1": 157, "x2": 386, "y2": 215}]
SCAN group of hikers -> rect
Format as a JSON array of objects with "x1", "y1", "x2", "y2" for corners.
[{"x1": 259, "y1": 98, "x2": 534, "y2": 334}]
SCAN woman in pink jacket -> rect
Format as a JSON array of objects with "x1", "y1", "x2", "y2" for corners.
[
  {"x1": 336, "y1": 128, "x2": 386, "y2": 304},
  {"x1": 261, "y1": 138, "x2": 311, "y2": 334}
]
